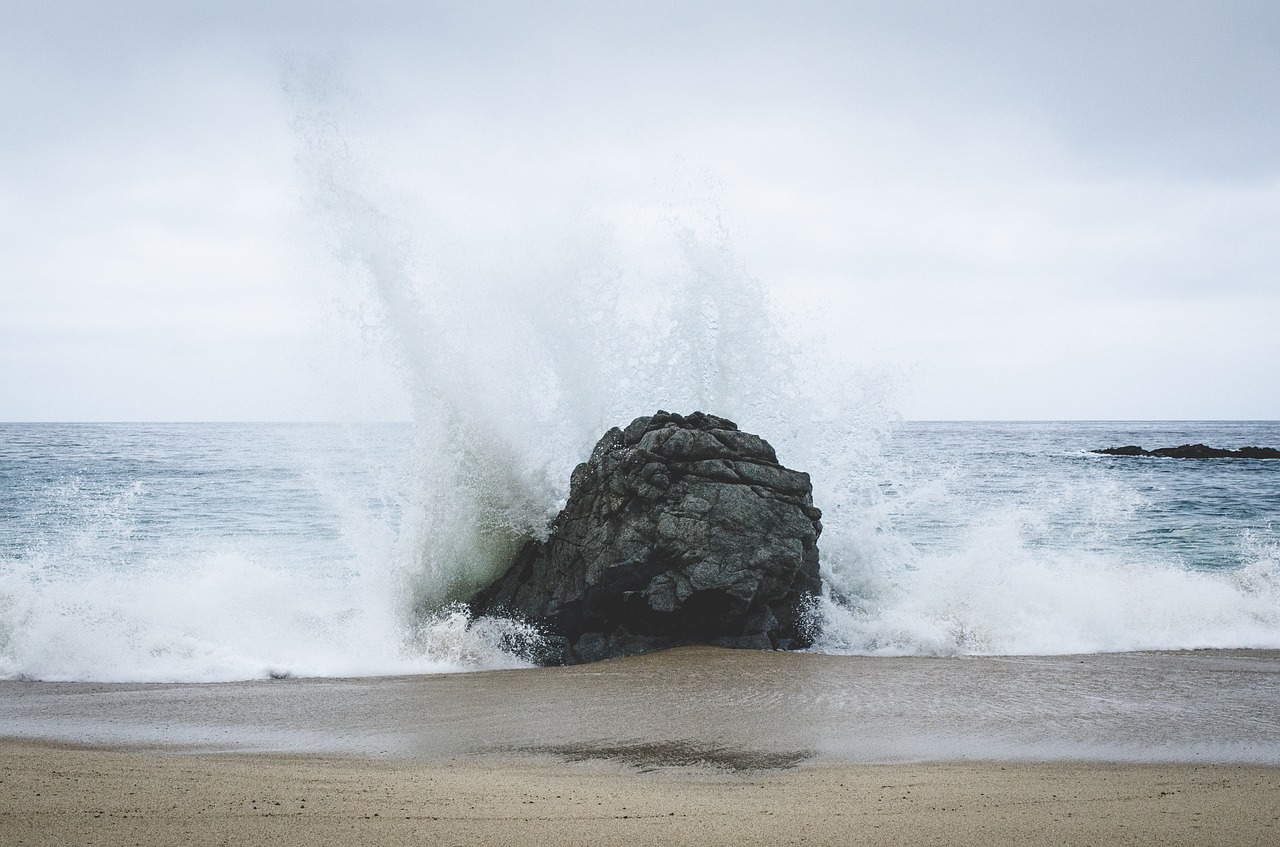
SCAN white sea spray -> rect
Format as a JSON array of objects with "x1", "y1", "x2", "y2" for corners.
[{"x1": 2, "y1": 78, "x2": 1278, "y2": 681}]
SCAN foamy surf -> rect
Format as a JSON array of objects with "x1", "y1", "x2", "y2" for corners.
[
  {"x1": 814, "y1": 527, "x2": 1280, "y2": 657},
  {"x1": 3, "y1": 419, "x2": 1279, "y2": 682},
  {"x1": 0, "y1": 549, "x2": 537, "y2": 683}
]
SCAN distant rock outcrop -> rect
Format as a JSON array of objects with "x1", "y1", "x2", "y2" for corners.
[
  {"x1": 469, "y1": 411, "x2": 824, "y2": 664},
  {"x1": 1092, "y1": 444, "x2": 1280, "y2": 459}
]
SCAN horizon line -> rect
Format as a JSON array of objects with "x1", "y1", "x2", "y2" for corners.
[{"x1": 2, "y1": 418, "x2": 1278, "y2": 426}]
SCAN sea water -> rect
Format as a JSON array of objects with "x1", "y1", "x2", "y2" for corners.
[
  {"x1": 2, "y1": 419, "x2": 1277, "y2": 682},
  {"x1": 3, "y1": 86, "x2": 1277, "y2": 683},
  {"x1": 816, "y1": 420, "x2": 1280, "y2": 656}
]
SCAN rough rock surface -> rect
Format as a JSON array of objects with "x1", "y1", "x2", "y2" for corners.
[
  {"x1": 1093, "y1": 444, "x2": 1280, "y2": 459},
  {"x1": 469, "y1": 411, "x2": 823, "y2": 664}
]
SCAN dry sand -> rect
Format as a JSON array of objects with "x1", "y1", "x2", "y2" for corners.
[{"x1": 3, "y1": 740, "x2": 1278, "y2": 846}]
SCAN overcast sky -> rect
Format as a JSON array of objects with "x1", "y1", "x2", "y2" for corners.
[{"x1": 3, "y1": 1, "x2": 1278, "y2": 421}]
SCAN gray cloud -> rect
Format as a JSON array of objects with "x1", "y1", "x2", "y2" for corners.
[{"x1": 3, "y1": 1, "x2": 1278, "y2": 420}]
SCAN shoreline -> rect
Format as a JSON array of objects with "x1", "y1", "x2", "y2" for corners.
[
  {"x1": 4, "y1": 647, "x2": 1280, "y2": 764},
  {"x1": 6, "y1": 648, "x2": 1280, "y2": 844}
]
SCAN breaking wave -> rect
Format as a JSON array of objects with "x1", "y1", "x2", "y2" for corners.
[{"x1": 2, "y1": 78, "x2": 1278, "y2": 682}]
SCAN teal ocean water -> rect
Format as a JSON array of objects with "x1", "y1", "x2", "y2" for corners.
[{"x1": 1, "y1": 420, "x2": 1277, "y2": 682}]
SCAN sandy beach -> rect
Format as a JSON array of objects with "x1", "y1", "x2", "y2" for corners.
[
  {"x1": 3, "y1": 741, "x2": 1278, "y2": 846},
  {"x1": 4, "y1": 648, "x2": 1280, "y2": 845}
]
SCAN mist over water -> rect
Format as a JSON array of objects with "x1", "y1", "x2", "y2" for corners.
[
  {"x1": 298, "y1": 117, "x2": 1280, "y2": 667},
  {"x1": 2, "y1": 86, "x2": 1279, "y2": 682},
  {"x1": 288, "y1": 73, "x2": 897, "y2": 617}
]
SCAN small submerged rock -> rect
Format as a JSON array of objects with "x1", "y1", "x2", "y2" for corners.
[
  {"x1": 469, "y1": 411, "x2": 823, "y2": 664},
  {"x1": 1092, "y1": 444, "x2": 1280, "y2": 459}
]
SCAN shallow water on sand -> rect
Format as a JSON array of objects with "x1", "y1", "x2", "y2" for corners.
[{"x1": 3, "y1": 647, "x2": 1278, "y2": 765}]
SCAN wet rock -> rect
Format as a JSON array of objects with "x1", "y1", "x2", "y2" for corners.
[
  {"x1": 1093, "y1": 445, "x2": 1151, "y2": 457},
  {"x1": 469, "y1": 411, "x2": 823, "y2": 664},
  {"x1": 1092, "y1": 444, "x2": 1280, "y2": 459},
  {"x1": 1235, "y1": 446, "x2": 1280, "y2": 459}
]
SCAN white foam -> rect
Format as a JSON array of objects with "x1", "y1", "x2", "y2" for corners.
[
  {"x1": 815, "y1": 514, "x2": 1280, "y2": 656},
  {"x1": 0, "y1": 550, "x2": 535, "y2": 683}
]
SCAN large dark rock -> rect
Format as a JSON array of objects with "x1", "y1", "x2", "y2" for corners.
[
  {"x1": 470, "y1": 411, "x2": 824, "y2": 664},
  {"x1": 1093, "y1": 444, "x2": 1280, "y2": 459}
]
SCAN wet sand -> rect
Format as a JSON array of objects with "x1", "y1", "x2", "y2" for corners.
[
  {"x1": 3, "y1": 648, "x2": 1280, "y2": 844},
  {"x1": 4, "y1": 647, "x2": 1279, "y2": 762}
]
